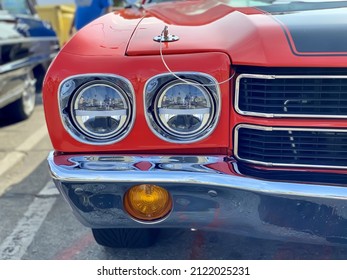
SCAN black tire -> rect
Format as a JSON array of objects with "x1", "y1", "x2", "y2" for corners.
[
  {"x1": 3, "y1": 71, "x2": 36, "y2": 121},
  {"x1": 92, "y1": 228, "x2": 160, "y2": 248}
]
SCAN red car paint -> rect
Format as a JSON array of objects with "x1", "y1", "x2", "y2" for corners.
[{"x1": 43, "y1": 0, "x2": 347, "y2": 164}]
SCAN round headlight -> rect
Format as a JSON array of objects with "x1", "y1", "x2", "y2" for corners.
[
  {"x1": 71, "y1": 81, "x2": 131, "y2": 139},
  {"x1": 154, "y1": 80, "x2": 215, "y2": 139}
]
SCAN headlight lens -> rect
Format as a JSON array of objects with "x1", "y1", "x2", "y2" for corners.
[
  {"x1": 154, "y1": 81, "x2": 214, "y2": 138},
  {"x1": 59, "y1": 75, "x2": 135, "y2": 145},
  {"x1": 71, "y1": 81, "x2": 132, "y2": 140},
  {"x1": 145, "y1": 74, "x2": 220, "y2": 143}
]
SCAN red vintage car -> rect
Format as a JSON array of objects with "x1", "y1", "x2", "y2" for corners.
[{"x1": 43, "y1": 0, "x2": 347, "y2": 248}]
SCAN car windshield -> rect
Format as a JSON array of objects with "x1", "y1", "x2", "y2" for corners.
[{"x1": 0, "y1": 0, "x2": 33, "y2": 15}]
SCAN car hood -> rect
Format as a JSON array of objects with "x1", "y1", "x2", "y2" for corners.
[
  {"x1": 0, "y1": 10, "x2": 21, "y2": 40},
  {"x1": 126, "y1": 0, "x2": 347, "y2": 65}
]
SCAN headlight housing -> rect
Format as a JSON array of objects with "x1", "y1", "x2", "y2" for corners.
[
  {"x1": 59, "y1": 75, "x2": 135, "y2": 145},
  {"x1": 145, "y1": 73, "x2": 220, "y2": 143}
]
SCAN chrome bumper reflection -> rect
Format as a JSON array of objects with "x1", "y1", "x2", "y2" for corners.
[{"x1": 48, "y1": 152, "x2": 347, "y2": 245}]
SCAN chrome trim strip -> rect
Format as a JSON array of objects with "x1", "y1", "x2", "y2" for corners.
[
  {"x1": 57, "y1": 74, "x2": 136, "y2": 145},
  {"x1": 143, "y1": 72, "x2": 221, "y2": 143},
  {"x1": 234, "y1": 124, "x2": 347, "y2": 169},
  {"x1": 235, "y1": 74, "x2": 347, "y2": 118},
  {"x1": 0, "y1": 51, "x2": 58, "y2": 74},
  {"x1": 0, "y1": 36, "x2": 58, "y2": 46},
  {"x1": 47, "y1": 152, "x2": 347, "y2": 201}
]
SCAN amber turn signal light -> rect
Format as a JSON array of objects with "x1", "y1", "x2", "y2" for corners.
[{"x1": 124, "y1": 184, "x2": 172, "y2": 221}]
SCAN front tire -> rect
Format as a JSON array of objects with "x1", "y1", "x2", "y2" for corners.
[
  {"x1": 92, "y1": 228, "x2": 160, "y2": 248},
  {"x1": 4, "y1": 71, "x2": 36, "y2": 121}
]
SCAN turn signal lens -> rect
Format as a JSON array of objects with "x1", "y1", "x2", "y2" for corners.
[{"x1": 124, "y1": 184, "x2": 172, "y2": 221}]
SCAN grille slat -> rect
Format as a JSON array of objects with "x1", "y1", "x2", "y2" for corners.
[
  {"x1": 240, "y1": 104, "x2": 347, "y2": 109},
  {"x1": 242, "y1": 97, "x2": 347, "y2": 101},
  {"x1": 239, "y1": 144, "x2": 347, "y2": 152},
  {"x1": 240, "y1": 136, "x2": 347, "y2": 144},
  {"x1": 239, "y1": 150, "x2": 347, "y2": 158},
  {"x1": 236, "y1": 126, "x2": 347, "y2": 168},
  {"x1": 236, "y1": 74, "x2": 347, "y2": 117}
]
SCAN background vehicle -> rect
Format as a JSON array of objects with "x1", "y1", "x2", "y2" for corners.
[
  {"x1": 0, "y1": 0, "x2": 58, "y2": 120},
  {"x1": 43, "y1": 0, "x2": 347, "y2": 248}
]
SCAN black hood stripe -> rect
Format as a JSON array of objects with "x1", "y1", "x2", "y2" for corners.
[{"x1": 257, "y1": 4, "x2": 347, "y2": 56}]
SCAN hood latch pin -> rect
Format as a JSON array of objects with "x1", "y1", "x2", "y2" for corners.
[{"x1": 153, "y1": 26, "x2": 179, "y2": 43}]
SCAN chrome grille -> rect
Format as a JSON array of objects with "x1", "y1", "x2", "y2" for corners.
[
  {"x1": 235, "y1": 125, "x2": 347, "y2": 168},
  {"x1": 235, "y1": 74, "x2": 347, "y2": 118}
]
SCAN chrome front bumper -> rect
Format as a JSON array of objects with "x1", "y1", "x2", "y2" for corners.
[{"x1": 48, "y1": 152, "x2": 347, "y2": 245}]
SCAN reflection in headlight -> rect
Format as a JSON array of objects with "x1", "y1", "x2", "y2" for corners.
[{"x1": 72, "y1": 82, "x2": 131, "y2": 139}]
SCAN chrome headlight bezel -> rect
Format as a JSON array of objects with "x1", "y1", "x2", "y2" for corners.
[
  {"x1": 144, "y1": 73, "x2": 220, "y2": 143},
  {"x1": 58, "y1": 74, "x2": 135, "y2": 145}
]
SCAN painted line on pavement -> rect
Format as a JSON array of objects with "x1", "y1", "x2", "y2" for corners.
[
  {"x1": 0, "y1": 152, "x2": 26, "y2": 178},
  {"x1": 16, "y1": 125, "x2": 48, "y2": 152},
  {"x1": 0, "y1": 125, "x2": 48, "y2": 191},
  {"x1": 0, "y1": 181, "x2": 58, "y2": 260},
  {"x1": 0, "y1": 125, "x2": 48, "y2": 177}
]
